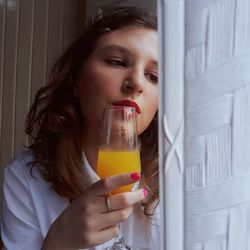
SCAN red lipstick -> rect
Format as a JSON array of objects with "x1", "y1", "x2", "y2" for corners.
[{"x1": 112, "y1": 100, "x2": 141, "y2": 114}]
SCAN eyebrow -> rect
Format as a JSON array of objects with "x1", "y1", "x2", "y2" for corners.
[
  {"x1": 100, "y1": 44, "x2": 158, "y2": 66},
  {"x1": 100, "y1": 45, "x2": 131, "y2": 55}
]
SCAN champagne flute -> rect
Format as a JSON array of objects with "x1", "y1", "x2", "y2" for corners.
[{"x1": 97, "y1": 105, "x2": 141, "y2": 250}]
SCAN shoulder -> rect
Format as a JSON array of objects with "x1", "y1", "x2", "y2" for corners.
[
  {"x1": 5, "y1": 150, "x2": 35, "y2": 169},
  {"x1": 1, "y1": 151, "x2": 46, "y2": 249},
  {"x1": 3, "y1": 150, "x2": 41, "y2": 188}
]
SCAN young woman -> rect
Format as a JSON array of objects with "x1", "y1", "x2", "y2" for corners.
[{"x1": 1, "y1": 7, "x2": 159, "y2": 249}]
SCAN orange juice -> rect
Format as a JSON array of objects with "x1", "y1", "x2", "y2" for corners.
[{"x1": 97, "y1": 150, "x2": 141, "y2": 194}]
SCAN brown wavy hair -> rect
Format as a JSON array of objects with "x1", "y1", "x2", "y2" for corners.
[{"x1": 25, "y1": 7, "x2": 158, "y2": 217}]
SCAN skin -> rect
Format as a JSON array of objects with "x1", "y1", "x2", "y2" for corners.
[{"x1": 42, "y1": 26, "x2": 158, "y2": 249}]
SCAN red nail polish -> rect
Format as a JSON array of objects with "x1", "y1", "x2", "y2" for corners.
[
  {"x1": 130, "y1": 172, "x2": 141, "y2": 181},
  {"x1": 143, "y1": 188, "x2": 148, "y2": 197}
]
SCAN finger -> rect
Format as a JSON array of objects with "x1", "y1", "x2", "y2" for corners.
[
  {"x1": 92, "y1": 188, "x2": 147, "y2": 214},
  {"x1": 107, "y1": 188, "x2": 147, "y2": 212},
  {"x1": 89, "y1": 172, "x2": 141, "y2": 196},
  {"x1": 97, "y1": 207, "x2": 133, "y2": 230}
]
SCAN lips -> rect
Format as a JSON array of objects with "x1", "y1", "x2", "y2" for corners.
[{"x1": 112, "y1": 100, "x2": 141, "y2": 114}]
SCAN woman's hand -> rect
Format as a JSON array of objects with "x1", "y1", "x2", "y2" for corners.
[{"x1": 41, "y1": 172, "x2": 147, "y2": 250}]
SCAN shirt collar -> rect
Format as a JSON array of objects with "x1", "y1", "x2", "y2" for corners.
[{"x1": 82, "y1": 151, "x2": 100, "y2": 184}]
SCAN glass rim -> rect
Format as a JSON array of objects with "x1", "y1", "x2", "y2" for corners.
[{"x1": 104, "y1": 105, "x2": 137, "y2": 112}]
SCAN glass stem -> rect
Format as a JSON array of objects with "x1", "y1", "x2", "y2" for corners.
[{"x1": 116, "y1": 223, "x2": 124, "y2": 242}]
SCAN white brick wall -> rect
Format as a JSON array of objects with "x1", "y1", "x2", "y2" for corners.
[{"x1": 184, "y1": 0, "x2": 250, "y2": 249}]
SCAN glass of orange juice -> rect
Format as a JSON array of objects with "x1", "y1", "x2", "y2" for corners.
[{"x1": 97, "y1": 105, "x2": 141, "y2": 249}]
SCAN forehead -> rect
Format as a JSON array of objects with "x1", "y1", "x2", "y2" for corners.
[{"x1": 93, "y1": 26, "x2": 158, "y2": 58}]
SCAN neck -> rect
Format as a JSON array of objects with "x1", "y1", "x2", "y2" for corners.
[{"x1": 81, "y1": 126, "x2": 100, "y2": 172}]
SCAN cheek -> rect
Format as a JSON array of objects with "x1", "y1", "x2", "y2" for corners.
[
  {"x1": 138, "y1": 106, "x2": 158, "y2": 135},
  {"x1": 76, "y1": 66, "x2": 119, "y2": 124},
  {"x1": 78, "y1": 64, "x2": 119, "y2": 99},
  {"x1": 79, "y1": 66, "x2": 102, "y2": 92},
  {"x1": 77, "y1": 67, "x2": 105, "y2": 102},
  {"x1": 146, "y1": 91, "x2": 158, "y2": 119},
  {"x1": 138, "y1": 95, "x2": 158, "y2": 134}
]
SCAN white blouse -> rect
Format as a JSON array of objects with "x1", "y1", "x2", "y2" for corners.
[{"x1": 1, "y1": 150, "x2": 160, "y2": 250}]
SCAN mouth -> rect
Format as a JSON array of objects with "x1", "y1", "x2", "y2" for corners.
[{"x1": 112, "y1": 100, "x2": 141, "y2": 114}]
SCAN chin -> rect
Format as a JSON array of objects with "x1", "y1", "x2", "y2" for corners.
[
  {"x1": 138, "y1": 119, "x2": 152, "y2": 135},
  {"x1": 138, "y1": 126, "x2": 147, "y2": 136}
]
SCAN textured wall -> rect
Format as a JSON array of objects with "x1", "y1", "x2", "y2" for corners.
[
  {"x1": 0, "y1": 0, "x2": 86, "y2": 166},
  {"x1": 185, "y1": 0, "x2": 250, "y2": 249}
]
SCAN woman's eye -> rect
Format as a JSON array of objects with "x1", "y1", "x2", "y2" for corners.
[
  {"x1": 105, "y1": 58, "x2": 127, "y2": 67},
  {"x1": 145, "y1": 72, "x2": 158, "y2": 84}
]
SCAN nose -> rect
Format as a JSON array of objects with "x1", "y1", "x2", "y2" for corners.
[{"x1": 122, "y1": 67, "x2": 144, "y2": 95}]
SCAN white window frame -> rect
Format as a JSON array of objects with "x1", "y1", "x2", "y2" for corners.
[{"x1": 157, "y1": 0, "x2": 185, "y2": 249}]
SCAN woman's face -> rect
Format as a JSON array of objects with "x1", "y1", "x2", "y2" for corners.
[{"x1": 75, "y1": 25, "x2": 158, "y2": 135}]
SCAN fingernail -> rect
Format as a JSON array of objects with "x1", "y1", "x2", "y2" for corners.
[
  {"x1": 143, "y1": 188, "x2": 149, "y2": 197},
  {"x1": 130, "y1": 172, "x2": 141, "y2": 181}
]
